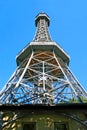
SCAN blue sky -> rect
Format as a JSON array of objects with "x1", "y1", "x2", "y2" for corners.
[{"x1": 0, "y1": 0, "x2": 87, "y2": 91}]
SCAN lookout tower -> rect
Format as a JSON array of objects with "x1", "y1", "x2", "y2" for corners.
[
  {"x1": 0, "y1": 13, "x2": 87, "y2": 130},
  {"x1": 0, "y1": 13, "x2": 87, "y2": 105}
]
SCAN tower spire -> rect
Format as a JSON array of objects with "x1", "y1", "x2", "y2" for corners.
[{"x1": 33, "y1": 12, "x2": 52, "y2": 42}]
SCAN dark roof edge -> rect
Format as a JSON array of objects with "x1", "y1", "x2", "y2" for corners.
[{"x1": 0, "y1": 103, "x2": 87, "y2": 111}]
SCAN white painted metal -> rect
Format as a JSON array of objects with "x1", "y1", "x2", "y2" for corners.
[
  {"x1": 0, "y1": 50, "x2": 87, "y2": 104},
  {"x1": 0, "y1": 12, "x2": 87, "y2": 129},
  {"x1": 0, "y1": 12, "x2": 87, "y2": 105}
]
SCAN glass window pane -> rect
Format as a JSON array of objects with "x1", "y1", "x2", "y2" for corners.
[
  {"x1": 54, "y1": 122, "x2": 68, "y2": 130},
  {"x1": 23, "y1": 123, "x2": 36, "y2": 130}
]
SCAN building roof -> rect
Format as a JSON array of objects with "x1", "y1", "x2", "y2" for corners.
[{"x1": 0, "y1": 103, "x2": 87, "y2": 112}]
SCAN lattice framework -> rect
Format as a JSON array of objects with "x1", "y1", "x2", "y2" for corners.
[{"x1": 0, "y1": 50, "x2": 87, "y2": 105}]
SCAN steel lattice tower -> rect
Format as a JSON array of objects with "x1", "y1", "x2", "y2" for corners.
[{"x1": 0, "y1": 13, "x2": 87, "y2": 105}]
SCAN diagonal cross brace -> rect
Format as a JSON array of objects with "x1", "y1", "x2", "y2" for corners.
[{"x1": 15, "y1": 52, "x2": 33, "y2": 89}]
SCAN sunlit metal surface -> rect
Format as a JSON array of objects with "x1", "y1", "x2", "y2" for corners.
[
  {"x1": 0, "y1": 13, "x2": 87, "y2": 105},
  {"x1": 0, "y1": 12, "x2": 87, "y2": 130}
]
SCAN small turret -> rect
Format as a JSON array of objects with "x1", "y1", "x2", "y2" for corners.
[{"x1": 35, "y1": 12, "x2": 50, "y2": 27}]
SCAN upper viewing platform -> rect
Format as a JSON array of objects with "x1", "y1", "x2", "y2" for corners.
[
  {"x1": 16, "y1": 12, "x2": 70, "y2": 66},
  {"x1": 33, "y1": 12, "x2": 52, "y2": 42},
  {"x1": 35, "y1": 13, "x2": 50, "y2": 27}
]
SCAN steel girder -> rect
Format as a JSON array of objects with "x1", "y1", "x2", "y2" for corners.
[{"x1": 0, "y1": 50, "x2": 87, "y2": 105}]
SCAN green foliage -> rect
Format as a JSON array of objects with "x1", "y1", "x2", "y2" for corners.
[{"x1": 69, "y1": 96, "x2": 87, "y2": 103}]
